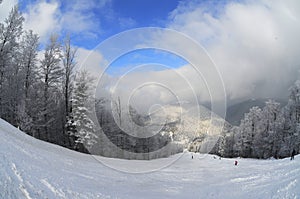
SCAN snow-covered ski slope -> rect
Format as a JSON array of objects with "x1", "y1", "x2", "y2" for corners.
[{"x1": 0, "y1": 119, "x2": 299, "y2": 199}]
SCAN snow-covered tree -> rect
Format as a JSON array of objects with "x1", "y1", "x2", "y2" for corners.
[
  {"x1": 216, "y1": 123, "x2": 235, "y2": 157},
  {"x1": 61, "y1": 35, "x2": 77, "y2": 146},
  {"x1": 281, "y1": 80, "x2": 300, "y2": 156},
  {"x1": 263, "y1": 100, "x2": 284, "y2": 158},
  {"x1": 62, "y1": 35, "x2": 76, "y2": 118},
  {"x1": 69, "y1": 70, "x2": 97, "y2": 150},
  {"x1": 238, "y1": 106, "x2": 264, "y2": 157},
  {"x1": 251, "y1": 100, "x2": 284, "y2": 158},
  {"x1": 289, "y1": 80, "x2": 300, "y2": 123},
  {"x1": 17, "y1": 30, "x2": 39, "y2": 132},
  {"x1": 39, "y1": 34, "x2": 63, "y2": 141},
  {"x1": 21, "y1": 30, "x2": 39, "y2": 101},
  {"x1": 0, "y1": 6, "x2": 24, "y2": 118},
  {"x1": 113, "y1": 96, "x2": 122, "y2": 126},
  {"x1": 0, "y1": 6, "x2": 95, "y2": 154}
]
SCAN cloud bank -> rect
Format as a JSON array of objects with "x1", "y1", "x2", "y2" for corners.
[
  {"x1": 165, "y1": 0, "x2": 300, "y2": 102},
  {"x1": 107, "y1": 0, "x2": 300, "y2": 110}
]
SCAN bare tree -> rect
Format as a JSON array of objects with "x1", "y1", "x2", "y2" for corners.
[
  {"x1": 114, "y1": 96, "x2": 122, "y2": 126},
  {"x1": 39, "y1": 34, "x2": 63, "y2": 140},
  {"x1": 22, "y1": 30, "x2": 39, "y2": 100},
  {"x1": 62, "y1": 35, "x2": 77, "y2": 118},
  {"x1": 17, "y1": 30, "x2": 39, "y2": 132}
]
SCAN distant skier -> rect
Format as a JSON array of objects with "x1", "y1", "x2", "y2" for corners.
[
  {"x1": 291, "y1": 149, "x2": 296, "y2": 160},
  {"x1": 192, "y1": 154, "x2": 193, "y2": 159},
  {"x1": 234, "y1": 160, "x2": 238, "y2": 166}
]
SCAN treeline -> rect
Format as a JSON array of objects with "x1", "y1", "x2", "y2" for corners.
[
  {"x1": 212, "y1": 80, "x2": 300, "y2": 159},
  {"x1": 0, "y1": 6, "x2": 97, "y2": 152}
]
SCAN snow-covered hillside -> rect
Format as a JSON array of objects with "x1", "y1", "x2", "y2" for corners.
[
  {"x1": 145, "y1": 103, "x2": 226, "y2": 147},
  {"x1": 93, "y1": 102, "x2": 226, "y2": 159},
  {"x1": 1, "y1": 119, "x2": 299, "y2": 199}
]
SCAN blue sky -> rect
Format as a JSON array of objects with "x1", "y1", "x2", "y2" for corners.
[
  {"x1": 107, "y1": 49, "x2": 188, "y2": 75},
  {"x1": 16, "y1": 0, "x2": 186, "y2": 71},
  {"x1": 18, "y1": 0, "x2": 181, "y2": 49}
]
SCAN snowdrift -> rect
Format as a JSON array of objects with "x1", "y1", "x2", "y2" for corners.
[{"x1": 0, "y1": 119, "x2": 299, "y2": 199}]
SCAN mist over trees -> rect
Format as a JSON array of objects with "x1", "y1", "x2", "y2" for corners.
[{"x1": 92, "y1": 99, "x2": 183, "y2": 160}]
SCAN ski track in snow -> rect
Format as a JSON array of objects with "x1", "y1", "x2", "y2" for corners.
[
  {"x1": 11, "y1": 163, "x2": 32, "y2": 199},
  {"x1": 1, "y1": 119, "x2": 300, "y2": 199},
  {"x1": 40, "y1": 179, "x2": 66, "y2": 199}
]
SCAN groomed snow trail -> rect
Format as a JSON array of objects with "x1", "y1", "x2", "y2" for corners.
[{"x1": 0, "y1": 119, "x2": 299, "y2": 199}]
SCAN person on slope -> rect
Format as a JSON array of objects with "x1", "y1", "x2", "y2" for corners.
[{"x1": 291, "y1": 149, "x2": 296, "y2": 160}]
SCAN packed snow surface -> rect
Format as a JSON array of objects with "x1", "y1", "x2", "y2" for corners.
[{"x1": 0, "y1": 119, "x2": 299, "y2": 199}]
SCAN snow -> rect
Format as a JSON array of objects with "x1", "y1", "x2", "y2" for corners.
[
  {"x1": 147, "y1": 103, "x2": 225, "y2": 148},
  {"x1": 0, "y1": 119, "x2": 300, "y2": 199}
]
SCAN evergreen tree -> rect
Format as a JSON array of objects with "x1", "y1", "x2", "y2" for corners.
[{"x1": 68, "y1": 70, "x2": 97, "y2": 151}]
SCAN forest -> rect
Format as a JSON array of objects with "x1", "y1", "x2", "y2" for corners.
[
  {"x1": 0, "y1": 6, "x2": 97, "y2": 152},
  {"x1": 210, "y1": 82, "x2": 300, "y2": 159}
]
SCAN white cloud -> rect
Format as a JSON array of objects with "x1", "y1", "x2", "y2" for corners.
[
  {"x1": 99, "y1": 0, "x2": 300, "y2": 112},
  {"x1": 103, "y1": 64, "x2": 209, "y2": 114},
  {"x1": 162, "y1": 0, "x2": 300, "y2": 102},
  {"x1": 21, "y1": 0, "x2": 111, "y2": 44},
  {"x1": 0, "y1": 0, "x2": 18, "y2": 22},
  {"x1": 76, "y1": 47, "x2": 106, "y2": 74},
  {"x1": 60, "y1": 0, "x2": 104, "y2": 35},
  {"x1": 23, "y1": 1, "x2": 60, "y2": 43},
  {"x1": 76, "y1": 47, "x2": 112, "y2": 98},
  {"x1": 118, "y1": 17, "x2": 137, "y2": 29}
]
